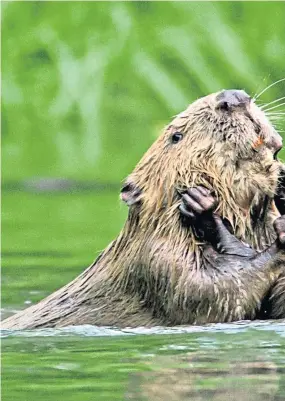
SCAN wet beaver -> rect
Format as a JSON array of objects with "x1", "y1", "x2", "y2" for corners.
[{"x1": 2, "y1": 89, "x2": 285, "y2": 329}]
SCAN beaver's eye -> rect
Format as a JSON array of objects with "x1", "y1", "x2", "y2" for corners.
[{"x1": 171, "y1": 132, "x2": 183, "y2": 144}]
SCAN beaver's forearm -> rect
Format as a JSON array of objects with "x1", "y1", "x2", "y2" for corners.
[
  {"x1": 176, "y1": 246, "x2": 284, "y2": 324},
  {"x1": 194, "y1": 213, "x2": 257, "y2": 257},
  {"x1": 203, "y1": 214, "x2": 283, "y2": 259}
]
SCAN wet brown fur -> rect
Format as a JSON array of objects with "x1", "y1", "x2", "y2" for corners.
[{"x1": 2, "y1": 92, "x2": 285, "y2": 329}]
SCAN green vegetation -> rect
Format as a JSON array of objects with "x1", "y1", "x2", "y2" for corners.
[{"x1": 2, "y1": 1, "x2": 285, "y2": 183}]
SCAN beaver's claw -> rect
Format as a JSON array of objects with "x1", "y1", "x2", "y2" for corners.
[{"x1": 179, "y1": 186, "x2": 217, "y2": 220}]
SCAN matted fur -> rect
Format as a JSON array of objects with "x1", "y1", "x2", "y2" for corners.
[{"x1": 2, "y1": 91, "x2": 284, "y2": 329}]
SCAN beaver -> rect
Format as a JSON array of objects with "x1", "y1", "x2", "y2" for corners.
[{"x1": 2, "y1": 88, "x2": 285, "y2": 329}]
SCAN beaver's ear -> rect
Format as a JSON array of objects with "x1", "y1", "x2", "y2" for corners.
[{"x1": 120, "y1": 182, "x2": 142, "y2": 206}]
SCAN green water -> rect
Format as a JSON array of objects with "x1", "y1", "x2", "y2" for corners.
[
  {"x1": 2, "y1": 191, "x2": 126, "y2": 311},
  {"x1": 2, "y1": 322, "x2": 285, "y2": 401}
]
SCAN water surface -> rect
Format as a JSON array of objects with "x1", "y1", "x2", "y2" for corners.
[{"x1": 2, "y1": 322, "x2": 285, "y2": 401}]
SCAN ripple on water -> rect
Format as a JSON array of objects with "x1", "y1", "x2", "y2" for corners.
[
  {"x1": 2, "y1": 319, "x2": 285, "y2": 401},
  {"x1": 1, "y1": 319, "x2": 285, "y2": 338}
]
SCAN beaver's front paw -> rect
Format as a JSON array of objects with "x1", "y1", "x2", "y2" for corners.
[
  {"x1": 179, "y1": 186, "x2": 217, "y2": 220},
  {"x1": 273, "y1": 216, "x2": 285, "y2": 246}
]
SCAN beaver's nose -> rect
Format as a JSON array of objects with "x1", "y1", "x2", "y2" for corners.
[
  {"x1": 216, "y1": 89, "x2": 251, "y2": 110},
  {"x1": 270, "y1": 133, "x2": 283, "y2": 159}
]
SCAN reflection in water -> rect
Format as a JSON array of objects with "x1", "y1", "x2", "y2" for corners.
[
  {"x1": 2, "y1": 324, "x2": 285, "y2": 401},
  {"x1": 128, "y1": 354, "x2": 280, "y2": 401}
]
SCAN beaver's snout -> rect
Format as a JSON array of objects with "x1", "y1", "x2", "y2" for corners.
[
  {"x1": 271, "y1": 136, "x2": 283, "y2": 159},
  {"x1": 216, "y1": 89, "x2": 251, "y2": 110}
]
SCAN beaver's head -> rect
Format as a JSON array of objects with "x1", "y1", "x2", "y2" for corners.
[{"x1": 121, "y1": 89, "x2": 283, "y2": 241}]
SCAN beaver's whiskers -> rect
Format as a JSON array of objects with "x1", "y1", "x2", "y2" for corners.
[
  {"x1": 253, "y1": 78, "x2": 285, "y2": 101},
  {"x1": 260, "y1": 96, "x2": 285, "y2": 110},
  {"x1": 262, "y1": 102, "x2": 285, "y2": 113}
]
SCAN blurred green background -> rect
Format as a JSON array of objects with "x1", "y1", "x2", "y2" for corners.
[
  {"x1": 2, "y1": 3, "x2": 285, "y2": 401},
  {"x1": 2, "y1": 1, "x2": 285, "y2": 184}
]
